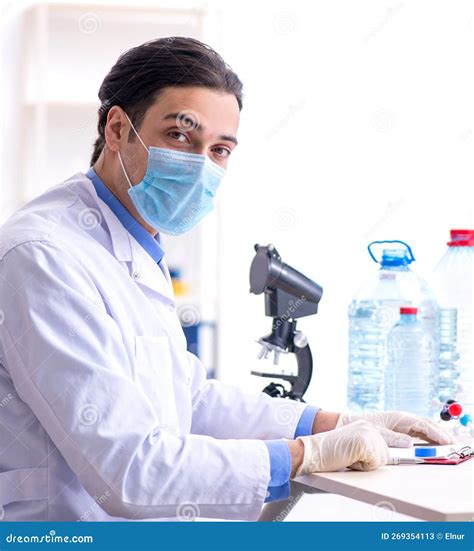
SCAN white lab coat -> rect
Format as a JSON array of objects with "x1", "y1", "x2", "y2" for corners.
[{"x1": 0, "y1": 173, "x2": 307, "y2": 521}]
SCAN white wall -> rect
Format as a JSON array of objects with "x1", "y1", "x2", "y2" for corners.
[
  {"x1": 1, "y1": 5, "x2": 25, "y2": 218},
  {"x1": 2, "y1": 0, "x2": 473, "y2": 411},
  {"x1": 214, "y1": 0, "x2": 474, "y2": 410}
]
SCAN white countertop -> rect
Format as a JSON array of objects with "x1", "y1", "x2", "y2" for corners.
[{"x1": 294, "y1": 455, "x2": 474, "y2": 521}]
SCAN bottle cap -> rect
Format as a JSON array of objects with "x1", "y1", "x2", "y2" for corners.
[
  {"x1": 447, "y1": 229, "x2": 474, "y2": 247},
  {"x1": 400, "y1": 307, "x2": 417, "y2": 315},
  {"x1": 415, "y1": 447, "x2": 437, "y2": 457},
  {"x1": 367, "y1": 240, "x2": 415, "y2": 267},
  {"x1": 381, "y1": 248, "x2": 411, "y2": 267}
]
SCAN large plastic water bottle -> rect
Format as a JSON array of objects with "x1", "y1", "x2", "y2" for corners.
[
  {"x1": 385, "y1": 307, "x2": 436, "y2": 417},
  {"x1": 347, "y1": 240, "x2": 439, "y2": 413},
  {"x1": 432, "y1": 229, "x2": 473, "y2": 412}
]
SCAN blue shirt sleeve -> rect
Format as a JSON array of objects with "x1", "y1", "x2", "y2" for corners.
[
  {"x1": 264, "y1": 405, "x2": 321, "y2": 502},
  {"x1": 263, "y1": 440, "x2": 291, "y2": 502},
  {"x1": 294, "y1": 405, "x2": 320, "y2": 438}
]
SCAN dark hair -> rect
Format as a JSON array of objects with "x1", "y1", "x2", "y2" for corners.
[{"x1": 90, "y1": 36, "x2": 243, "y2": 164}]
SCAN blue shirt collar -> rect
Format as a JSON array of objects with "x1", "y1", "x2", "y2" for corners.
[{"x1": 86, "y1": 167, "x2": 164, "y2": 265}]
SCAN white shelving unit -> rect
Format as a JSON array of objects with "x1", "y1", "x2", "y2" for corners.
[
  {"x1": 2, "y1": 1, "x2": 221, "y2": 376},
  {"x1": 18, "y1": 2, "x2": 205, "y2": 201}
]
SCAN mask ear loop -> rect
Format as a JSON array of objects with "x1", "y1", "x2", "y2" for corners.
[
  {"x1": 123, "y1": 112, "x2": 149, "y2": 153},
  {"x1": 117, "y1": 150, "x2": 133, "y2": 189},
  {"x1": 118, "y1": 111, "x2": 150, "y2": 189}
]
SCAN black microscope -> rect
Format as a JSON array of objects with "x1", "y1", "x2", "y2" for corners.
[{"x1": 249, "y1": 244, "x2": 324, "y2": 402}]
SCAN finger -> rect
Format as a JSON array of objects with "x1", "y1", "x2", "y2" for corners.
[
  {"x1": 411, "y1": 419, "x2": 455, "y2": 445},
  {"x1": 348, "y1": 427, "x2": 390, "y2": 471},
  {"x1": 349, "y1": 460, "x2": 378, "y2": 471},
  {"x1": 349, "y1": 447, "x2": 388, "y2": 471},
  {"x1": 377, "y1": 426, "x2": 413, "y2": 448}
]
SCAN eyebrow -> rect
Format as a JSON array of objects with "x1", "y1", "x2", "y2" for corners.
[{"x1": 162, "y1": 112, "x2": 238, "y2": 145}]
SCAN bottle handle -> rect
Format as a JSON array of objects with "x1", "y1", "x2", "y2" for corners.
[{"x1": 367, "y1": 240, "x2": 416, "y2": 264}]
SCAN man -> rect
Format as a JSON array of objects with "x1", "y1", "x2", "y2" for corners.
[{"x1": 0, "y1": 37, "x2": 452, "y2": 521}]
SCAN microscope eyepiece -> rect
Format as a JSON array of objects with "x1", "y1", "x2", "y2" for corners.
[{"x1": 249, "y1": 244, "x2": 323, "y2": 318}]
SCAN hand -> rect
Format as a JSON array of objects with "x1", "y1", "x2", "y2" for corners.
[
  {"x1": 336, "y1": 411, "x2": 455, "y2": 447},
  {"x1": 290, "y1": 420, "x2": 390, "y2": 476}
]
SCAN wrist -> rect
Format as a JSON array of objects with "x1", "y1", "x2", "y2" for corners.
[
  {"x1": 312, "y1": 411, "x2": 341, "y2": 434},
  {"x1": 287, "y1": 438, "x2": 304, "y2": 478}
]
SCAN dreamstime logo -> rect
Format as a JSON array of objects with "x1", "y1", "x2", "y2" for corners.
[
  {"x1": 372, "y1": 108, "x2": 397, "y2": 133},
  {"x1": 274, "y1": 403, "x2": 299, "y2": 427},
  {"x1": 273, "y1": 12, "x2": 297, "y2": 34},
  {"x1": 176, "y1": 502, "x2": 200, "y2": 521},
  {"x1": 79, "y1": 404, "x2": 101, "y2": 426},
  {"x1": 273, "y1": 491, "x2": 304, "y2": 521},
  {"x1": 266, "y1": 99, "x2": 306, "y2": 140},
  {"x1": 78, "y1": 208, "x2": 102, "y2": 230},
  {"x1": 74, "y1": 113, "x2": 97, "y2": 138},
  {"x1": 273, "y1": 207, "x2": 298, "y2": 231},
  {"x1": 459, "y1": 128, "x2": 473, "y2": 141},
  {"x1": 177, "y1": 305, "x2": 201, "y2": 327},
  {"x1": 364, "y1": 2, "x2": 404, "y2": 44},
  {"x1": 373, "y1": 500, "x2": 397, "y2": 520},
  {"x1": 178, "y1": 202, "x2": 205, "y2": 232},
  {"x1": 377, "y1": 305, "x2": 398, "y2": 328},
  {"x1": 67, "y1": 322, "x2": 77, "y2": 337},
  {"x1": 78, "y1": 12, "x2": 102, "y2": 34},
  {"x1": 79, "y1": 491, "x2": 111, "y2": 521},
  {"x1": 176, "y1": 110, "x2": 200, "y2": 132},
  {"x1": 273, "y1": 296, "x2": 307, "y2": 329},
  {"x1": 0, "y1": 393, "x2": 13, "y2": 408},
  {"x1": 363, "y1": 197, "x2": 404, "y2": 240}
]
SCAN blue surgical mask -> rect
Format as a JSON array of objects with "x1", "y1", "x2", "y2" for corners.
[{"x1": 117, "y1": 112, "x2": 226, "y2": 235}]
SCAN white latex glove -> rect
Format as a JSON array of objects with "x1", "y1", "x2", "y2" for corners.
[
  {"x1": 295, "y1": 420, "x2": 390, "y2": 475},
  {"x1": 335, "y1": 411, "x2": 455, "y2": 447}
]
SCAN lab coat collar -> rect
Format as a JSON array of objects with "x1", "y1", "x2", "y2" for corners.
[
  {"x1": 86, "y1": 168, "x2": 165, "y2": 264},
  {"x1": 82, "y1": 172, "x2": 175, "y2": 302},
  {"x1": 82, "y1": 173, "x2": 133, "y2": 263}
]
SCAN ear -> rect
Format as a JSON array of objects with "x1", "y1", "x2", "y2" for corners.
[{"x1": 104, "y1": 106, "x2": 129, "y2": 152}]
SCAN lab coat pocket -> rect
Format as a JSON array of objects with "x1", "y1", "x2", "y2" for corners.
[
  {"x1": 0, "y1": 467, "x2": 47, "y2": 506},
  {"x1": 134, "y1": 335, "x2": 180, "y2": 435}
]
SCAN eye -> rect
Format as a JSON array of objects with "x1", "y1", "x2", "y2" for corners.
[
  {"x1": 167, "y1": 130, "x2": 189, "y2": 143},
  {"x1": 212, "y1": 146, "x2": 231, "y2": 158}
]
